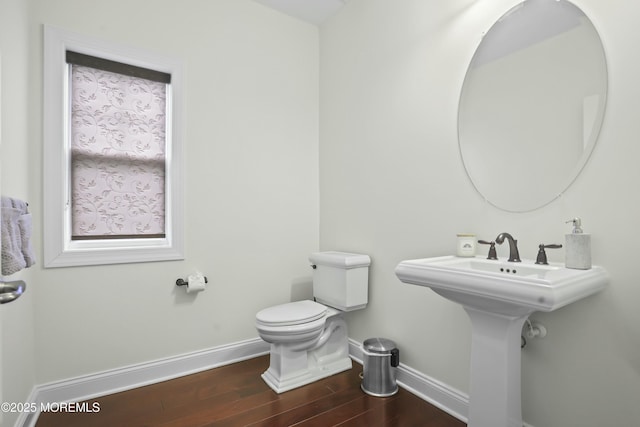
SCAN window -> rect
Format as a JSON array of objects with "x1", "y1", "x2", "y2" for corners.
[
  {"x1": 68, "y1": 52, "x2": 169, "y2": 240},
  {"x1": 44, "y1": 26, "x2": 184, "y2": 267}
]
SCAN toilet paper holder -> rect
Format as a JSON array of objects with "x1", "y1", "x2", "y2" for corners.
[{"x1": 176, "y1": 276, "x2": 208, "y2": 287}]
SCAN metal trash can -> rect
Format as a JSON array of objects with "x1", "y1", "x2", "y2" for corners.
[{"x1": 361, "y1": 338, "x2": 399, "y2": 397}]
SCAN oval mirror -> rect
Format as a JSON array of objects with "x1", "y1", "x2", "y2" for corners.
[{"x1": 458, "y1": 0, "x2": 607, "y2": 212}]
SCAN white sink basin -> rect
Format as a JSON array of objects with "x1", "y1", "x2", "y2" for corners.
[
  {"x1": 395, "y1": 255, "x2": 609, "y2": 316},
  {"x1": 395, "y1": 255, "x2": 609, "y2": 427}
]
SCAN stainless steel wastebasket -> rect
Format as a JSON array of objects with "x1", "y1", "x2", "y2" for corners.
[{"x1": 361, "y1": 338, "x2": 399, "y2": 397}]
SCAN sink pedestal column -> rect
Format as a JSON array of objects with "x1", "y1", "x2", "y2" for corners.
[{"x1": 464, "y1": 306, "x2": 528, "y2": 427}]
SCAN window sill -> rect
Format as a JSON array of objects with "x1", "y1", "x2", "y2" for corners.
[{"x1": 44, "y1": 238, "x2": 184, "y2": 268}]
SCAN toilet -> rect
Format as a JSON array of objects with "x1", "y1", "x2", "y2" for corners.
[{"x1": 255, "y1": 251, "x2": 371, "y2": 393}]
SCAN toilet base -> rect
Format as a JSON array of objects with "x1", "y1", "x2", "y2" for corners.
[
  {"x1": 262, "y1": 356, "x2": 352, "y2": 393},
  {"x1": 261, "y1": 314, "x2": 351, "y2": 393}
]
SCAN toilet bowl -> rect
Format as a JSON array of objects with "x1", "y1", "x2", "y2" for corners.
[
  {"x1": 255, "y1": 251, "x2": 371, "y2": 393},
  {"x1": 256, "y1": 300, "x2": 351, "y2": 393}
]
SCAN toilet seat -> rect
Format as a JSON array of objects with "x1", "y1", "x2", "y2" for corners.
[
  {"x1": 256, "y1": 300, "x2": 327, "y2": 327},
  {"x1": 255, "y1": 300, "x2": 330, "y2": 344}
]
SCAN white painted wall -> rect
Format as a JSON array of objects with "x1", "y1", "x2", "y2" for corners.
[
  {"x1": 1, "y1": 1, "x2": 37, "y2": 426},
  {"x1": 320, "y1": 0, "x2": 640, "y2": 426},
  {"x1": 23, "y1": 0, "x2": 319, "y2": 384}
]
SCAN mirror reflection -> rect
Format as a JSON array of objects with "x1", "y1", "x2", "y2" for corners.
[{"x1": 458, "y1": 0, "x2": 607, "y2": 212}]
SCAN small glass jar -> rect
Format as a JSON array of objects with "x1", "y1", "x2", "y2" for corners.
[{"x1": 457, "y1": 233, "x2": 476, "y2": 257}]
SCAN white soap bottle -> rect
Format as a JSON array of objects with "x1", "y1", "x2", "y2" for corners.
[{"x1": 565, "y1": 218, "x2": 591, "y2": 270}]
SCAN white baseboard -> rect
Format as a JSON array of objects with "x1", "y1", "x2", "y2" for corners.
[
  {"x1": 348, "y1": 338, "x2": 469, "y2": 424},
  {"x1": 17, "y1": 338, "x2": 269, "y2": 427},
  {"x1": 17, "y1": 336, "x2": 533, "y2": 427}
]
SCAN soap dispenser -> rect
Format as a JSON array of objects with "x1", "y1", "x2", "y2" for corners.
[{"x1": 565, "y1": 218, "x2": 591, "y2": 270}]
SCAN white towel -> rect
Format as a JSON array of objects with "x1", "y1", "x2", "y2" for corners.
[
  {"x1": 19, "y1": 213, "x2": 36, "y2": 267},
  {"x1": 1, "y1": 196, "x2": 35, "y2": 275}
]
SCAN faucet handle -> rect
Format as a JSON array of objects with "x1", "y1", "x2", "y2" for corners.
[
  {"x1": 535, "y1": 243, "x2": 562, "y2": 265},
  {"x1": 478, "y1": 240, "x2": 498, "y2": 260}
]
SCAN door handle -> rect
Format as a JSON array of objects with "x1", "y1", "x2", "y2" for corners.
[{"x1": 0, "y1": 280, "x2": 26, "y2": 304}]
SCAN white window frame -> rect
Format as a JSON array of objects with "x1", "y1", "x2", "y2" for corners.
[{"x1": 43, "y1": 25, "x2": 184, "y2": 267}]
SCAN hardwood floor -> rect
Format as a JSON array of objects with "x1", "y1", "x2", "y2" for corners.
[{"x1": 36, "y1": 355, "x2": 466, "y2": 427}]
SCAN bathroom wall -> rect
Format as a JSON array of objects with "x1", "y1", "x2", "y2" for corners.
[
  {"x1": 18, "y1": 0, "x2": 319, "y2": 386},
  {"x1": 320, "y1": 0, "x2": 640, "y2": 426},
  {"x1": 1, "y1": 0, "x2": 38, "y2": 425},
  {"x1": 3, "y1": 1, "x2": 639, "y2": 426}
]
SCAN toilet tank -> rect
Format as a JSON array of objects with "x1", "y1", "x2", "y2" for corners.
[{"x1": 309, "y1": 251, "x2": 371, "y2": 311}]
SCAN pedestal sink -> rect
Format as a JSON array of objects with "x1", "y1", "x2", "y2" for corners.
[{"x1": 395, "y1": 255, "x2": 609, "y2": 427}]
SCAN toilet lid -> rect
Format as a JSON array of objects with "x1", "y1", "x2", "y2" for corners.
[{"x1": 256, "y1": 300, "x2": 327, "y2": 327}]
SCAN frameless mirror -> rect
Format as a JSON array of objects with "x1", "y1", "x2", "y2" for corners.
[{"x1": 458, "y1": 0, "x2": 607, "y2": 212}]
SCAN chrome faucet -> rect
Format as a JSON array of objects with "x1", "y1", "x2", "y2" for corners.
[{"x1": 495, "y1": 232, "x2": 521, "y2": 262}]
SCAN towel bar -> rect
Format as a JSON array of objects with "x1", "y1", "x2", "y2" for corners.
[{"x1": 0, "y1": 280, "x2": 26, "y2": 304}]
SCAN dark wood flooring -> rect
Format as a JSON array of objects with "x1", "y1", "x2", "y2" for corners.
[{"x1": 36, "y1": 355, "x2": 466, "y2": 426}]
